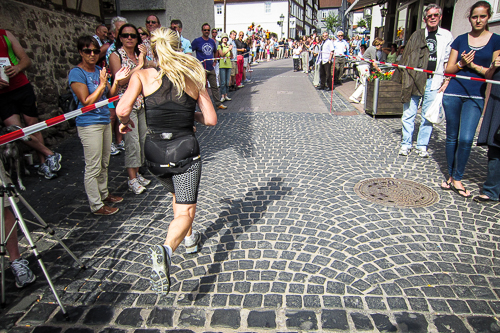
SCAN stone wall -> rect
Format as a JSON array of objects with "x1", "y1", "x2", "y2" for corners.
[{"x1": 0, "y1": 0, "x2": 101, "y2": 146}]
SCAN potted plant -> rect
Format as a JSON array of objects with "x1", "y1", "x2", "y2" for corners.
[{"x1": 365, "y1": 70, "x2": 404, "y2": 116}]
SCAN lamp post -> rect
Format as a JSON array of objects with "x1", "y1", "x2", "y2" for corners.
[{"x1": 277, "y1": 13, "x2": 284, "y2": 39}]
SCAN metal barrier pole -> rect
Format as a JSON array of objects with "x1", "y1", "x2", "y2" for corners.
[{"x1": 373, "y1": 77, "x2": 379, "y2": 117}]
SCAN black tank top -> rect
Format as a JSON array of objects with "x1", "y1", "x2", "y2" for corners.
[{"x1": 144, "y1": 73, "x2": 197, "y2": 133}]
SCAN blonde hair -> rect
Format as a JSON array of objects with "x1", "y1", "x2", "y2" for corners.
[
  {"x1": 150, "y1": 27, "x2": 206, "y2": 96},
  {"x1": 372, "y1": 37, "x2": 385, "y2": 46},
  {"x1": 138, "y1": 26, "x2": 150, "y2": 37}
]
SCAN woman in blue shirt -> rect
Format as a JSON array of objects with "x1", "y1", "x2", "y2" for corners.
[
  {"x1": 69, "y1": 36, "x2": 128, "y2": 215},
  {"x1": 441, "y1": 1, "x2": 500, "y2": 198}
]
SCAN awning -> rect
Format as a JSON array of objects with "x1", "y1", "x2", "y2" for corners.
[{"x1": 345, "y1": 0, "x2": 387, "y2": 15}]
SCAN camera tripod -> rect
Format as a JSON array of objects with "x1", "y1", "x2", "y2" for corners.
[{"x1": 0, "y1": 159, "x2": 85, "y2": 316}]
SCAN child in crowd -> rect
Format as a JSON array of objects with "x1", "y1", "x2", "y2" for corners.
[{"x1": 292, "y1": 43, "x2": 301, "y2": 71}]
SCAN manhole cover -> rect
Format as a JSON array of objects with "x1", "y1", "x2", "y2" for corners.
[{"x1": 354, "y1": 178, "x2": 439, "y2": 208}]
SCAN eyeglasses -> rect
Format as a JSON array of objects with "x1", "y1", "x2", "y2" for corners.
[
  {"x1": 120, "y1": 33, "x2": 137, "y2": 39},
  {"x1": 146, "y1": 20, "x2": 158, "y2": 24},
  {"x1": 203, "y1": 29, "x2": 210, "y2": 31},
  {"x1": 82, "y1": 48, "x2": 99, "y2": 55},
  {"x1": 426, "y1": 13, "x2": 440, "y2": 18}
]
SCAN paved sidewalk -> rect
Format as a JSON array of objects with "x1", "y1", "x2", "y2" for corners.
[{"x1": 1, "y1": 59, "x2": 499, "y2": 332}]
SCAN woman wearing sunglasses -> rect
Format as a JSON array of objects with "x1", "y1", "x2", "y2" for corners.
[
  {"x1": 68, "y1": 36, "x2": 129, "y2": 215},
  {"x1": 138, "y1": 27, "x2": 150, "y2": 42},
  {"x1": 110, "y1": 23, "x2": 152, "y2": 195},
  {"x1": 116, "y1": 27, "x2": 217, "y2": 294}
]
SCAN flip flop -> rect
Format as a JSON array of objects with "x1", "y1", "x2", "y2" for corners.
[
  {"x1": 450, "y1": 183, "x2": 472, "y2": 198},
  {"x1": 473, "y1": 195, "x2": 497, "y2": 203},
  {"x1": 440, "y1": 181, "x2": 452, "y2": 191}
]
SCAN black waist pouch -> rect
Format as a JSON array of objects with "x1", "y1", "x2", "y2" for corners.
[{"x1": 145, "y1": 133, "x2": 200, "y2": 176}]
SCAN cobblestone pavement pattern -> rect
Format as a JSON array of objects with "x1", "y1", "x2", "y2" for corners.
[{"x1": 1, "y1": 59, "x2": 500, "y2": 332}]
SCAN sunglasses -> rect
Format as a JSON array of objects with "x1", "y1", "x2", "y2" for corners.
[
  {"x1": 120, "y1": 33, "x2": 137, "y2": 39},
  {"x1": 146, "y1": 20, "x2": 158, "y2": 24},
  {"x1": 140, "y1": 32, "x2": 148, "y2": 36},
  {"x1": 82, "y1": 48, "x2": 99, "y2": 55},
  {"x1": 426, "y1": 13, "x2": 440, "y2": 18},
  {"x1": 203, "y1": 29, "x2": 210, "y2": 31}
]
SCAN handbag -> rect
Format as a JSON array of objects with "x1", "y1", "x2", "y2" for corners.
[{"x1": 424, "y1": 91, "x2": 445, "y2": 125}]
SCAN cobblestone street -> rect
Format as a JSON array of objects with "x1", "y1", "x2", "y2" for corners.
[{"x1": 2, "y1": 59, "x2": 500, "y2": 332}]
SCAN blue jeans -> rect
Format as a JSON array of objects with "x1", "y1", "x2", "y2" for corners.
[
  {"x1": 443, "y1": 95, "x2": 484, "y2": 181},
  {"x1": 219, "y1": 68, "x2": 231, "y2": 96},
  {"x1": 401, "y1": 78, "x2": 437, "y2": 150},
  {"x1": 482, "y1": 146, "x2": 500, "y2": 200}
]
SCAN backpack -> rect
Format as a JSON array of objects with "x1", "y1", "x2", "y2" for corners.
[{"x1": 58, "y1": 87, "x2": 78, "y2": 114}]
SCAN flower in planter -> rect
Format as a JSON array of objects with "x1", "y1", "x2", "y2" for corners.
[{"x1": 367, "y1": 70, "x2": 394, "y2": 82}]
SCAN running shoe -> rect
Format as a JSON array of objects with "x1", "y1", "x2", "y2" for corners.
[
  {"x1": 149, "y1": 245, "x2": 171, "y2": 294},
  {"x1": 136, "y1": 173, "x2": 151, "y2": 186},
  {"x1": 110, "y1": 142, "x2": 120, "y2": 156},
  {"x1": 185, "y1": 230, "x2": 201, "y2": 254},
  {"x1": 37, "y1": 163, "x2": 57, "y2": 179},
  {"x1": 11, "y1": 258, "x2": 36, "y2": 288},
  {"x1": 224, "y1": 96, "x2": 232, "y2": 101},
  {"x1": 128, "y1": 178, "x2": 146, "y2": 194},
  {"x1": 116, "y1": 140, "x2": 125, "y2": 151},
  {"x1": 46, "y1": 153, "x2": 62, "y2": 172}
]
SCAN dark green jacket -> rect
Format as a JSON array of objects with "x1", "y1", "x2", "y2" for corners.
[{"x1": 392, "y1": 29, "x2": 429, "y2": 103}]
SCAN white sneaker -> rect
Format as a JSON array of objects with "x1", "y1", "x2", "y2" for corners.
[
  {"x1": 220, "y1": 97, "x2": 225, "y2": 103},
  {"x1": 128, "y1": 178, "x2": 146, "y2": 194},
  {"x1": 110, "y1": 143, "x2": 120, "y2": 156},
  {"x1": 349, "y1": 96, "x2": 360, "y2": 104},
  {"x1": 398, "y1": 147, "x2": 411, "y2": 156},
  {"x1": 184, "y1": 230, "x2": 201, "y2": 254},
  {"x1": 225, "y1": 96, "x2": 232, "y2": 101},
  {"x1": 416, "y1": 148, "x2": 429, "y2": 158},
  {"x1": 136, "y1": 173, "x2": 151, "y2": 186}
]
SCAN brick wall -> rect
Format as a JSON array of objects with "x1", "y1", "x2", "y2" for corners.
[{"x1": 0, "y1": 0, "x2": 100, "y2": 146}]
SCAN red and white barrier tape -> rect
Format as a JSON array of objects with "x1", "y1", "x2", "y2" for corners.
[
  {"x1": 201, "y1": 51, "x2": 252, "y2": 63},
  {"x1": 346, "y1": 55, "x2": 500, "y2": 85},
  {"x1": 0, "y1": 95, "x2": 120, "y2": 146}
]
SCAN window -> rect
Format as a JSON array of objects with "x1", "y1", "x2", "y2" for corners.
[
  {"x1": 216, "y1": 4, "x2": 222, "y2": 15},
  {"x1": 265, "y1": 2, "x2": 271, "y2": 13},
  {"x1": 491, "y1": 0, "x2": 500, "y2": 22}
]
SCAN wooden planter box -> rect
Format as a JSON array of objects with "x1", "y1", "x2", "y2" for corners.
[{"x1": 365, "y1": 79, "x2": 404, "y2": 116}]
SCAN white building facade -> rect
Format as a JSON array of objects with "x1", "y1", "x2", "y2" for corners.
[
  {"x1": 214, "y1": 1, "x2": 290, "y2": 39},
  {"x1": 214, "y1": 0, "x2": 319, "y2": 40}
]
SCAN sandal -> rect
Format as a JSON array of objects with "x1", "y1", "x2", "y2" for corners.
[
  {"x1": 473, "y1": 195, "x2": 497, "y2": 203},
  {"x1": 440, "y1": 181, "x2": 452, "y2": 191},
  {"x1": 450, "y1": 183, "x2": 472, "y2": 198}
]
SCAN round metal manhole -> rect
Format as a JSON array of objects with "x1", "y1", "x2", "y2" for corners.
[{"x1": 354, "y1": 178, "x2": 439, "y2": 208}]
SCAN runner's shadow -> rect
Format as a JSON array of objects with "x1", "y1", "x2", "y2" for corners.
[{"x1": 173, "y1": 177, "x2": 292, "y2": 305}]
